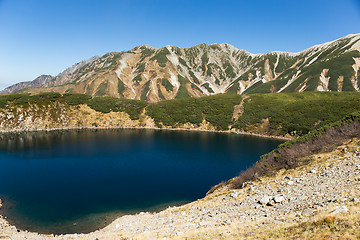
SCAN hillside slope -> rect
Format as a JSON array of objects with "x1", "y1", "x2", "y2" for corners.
[
  {"x1": 1, "y1": 34, "x2": 360, "y2": 102},
  {"x1": 1, "y1": 92, "x2": 360, "y2": 138}
]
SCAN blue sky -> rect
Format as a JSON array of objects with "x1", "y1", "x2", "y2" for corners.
[{"x1": 0, "y1": 0, "x2": 360, "y2": 90}]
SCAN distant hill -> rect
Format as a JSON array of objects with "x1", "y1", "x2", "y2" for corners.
[{"x1": 1, "y1": 34, "x2": 360, "y2": 102}]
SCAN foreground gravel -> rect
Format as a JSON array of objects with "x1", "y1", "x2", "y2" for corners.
[{"x1": 1, "y1": 138, "x2": 359, "y2": 240}]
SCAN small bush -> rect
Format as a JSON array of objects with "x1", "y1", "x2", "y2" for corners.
[
  {"x1": 63, "y1": 93, "x2": 92, "y2": 105},
  {"x1": 10, "y1": 92, "x2": 62, "y2": 105},
  {"x1": 87, "y1": 97, "x2": 147, "y2": 120}
]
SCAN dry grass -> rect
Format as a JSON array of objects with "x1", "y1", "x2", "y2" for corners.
[{"x1": 249, "y1": 204, "x2": 360, "y2": 240}]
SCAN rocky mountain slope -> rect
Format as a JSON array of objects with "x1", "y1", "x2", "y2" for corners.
[{"x1": 1, "y1": 34, "x2": 360, "y2": 102}]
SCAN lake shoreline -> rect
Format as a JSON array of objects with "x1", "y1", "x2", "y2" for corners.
[{"x1": 0, "y1": 125, "x2": 292, "y2": 141}]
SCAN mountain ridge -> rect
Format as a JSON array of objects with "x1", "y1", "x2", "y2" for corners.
[{"x1": 1, "y1": 33, "x2": 360, "y2": 101}]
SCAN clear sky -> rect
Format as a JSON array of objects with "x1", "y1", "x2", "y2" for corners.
[{"x1": 0, "y1": 0, "x2": 360, "y2": 90}]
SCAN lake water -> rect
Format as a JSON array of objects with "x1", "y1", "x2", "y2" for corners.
[{"x1": 0, "y1": 129, "x2": 283, "y2": 234}]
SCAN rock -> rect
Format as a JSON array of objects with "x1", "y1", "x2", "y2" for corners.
[
  {"x1": 301, "y1": 208, "x2": 314, "y2": 216},
  {"x1": 0, "y1": 236, "x2": 11, "y2": 240},
  {"x1": 229, "y1": 191, "x2": 239, "y2": 198},
  {"x1": 287, "y1": 181, "x2": 294, "y2": 186},
  {"x1": 351, "y1": 197, "x2": 359, "y2": 202},
  {"x1": 259, "y1": 196, "x2": 272, "y2": 205},
  {"x1": 266, "y1": 200, "x2": 275, "y2": 206},
  {"x1": 274, "y1": 195, "x2": 285, "y2": 203},
  {"x1": 330, "y1": 206, "x2": 349, "y2": 215},
  {"x1": 310, "y1": 169, "x2": 317, "y2": 174}
]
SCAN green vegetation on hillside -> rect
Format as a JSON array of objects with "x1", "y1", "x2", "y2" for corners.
[
  {"x1": 233, "y1": 92, "x2": 360, "y2": 136},
  {"x1": 118, "y1": 80, "x2": 125, "y2": 96},
  {"x1": 161, "y1": 78, "x2": 174, "y2": 92},
  {"x1": 178, "y1": 57, "x2": 188, "y2": 67},
  {"x1": 63, "y1": 93, "x2": 92, "y2": 105},
  {"x1": 189, "y1": 71, "x2": 200, "y2": 84},
  {"x1": 232, "y1": 110, "x2": 360, "y2": 189},
  {"x1": 140, "y1": 81, "x2": 150, "y2": 101},
  {"x1": 147, "y1": 94, "x2": 242, "y2": 130},
  {"x1": 94, "y1": 82, "x2": 108, "y2": 96},
  {"x1": 133, "y1": 74, "x2": 142, "y2": 84},
  {"x1": 87, "y1": 97, "x2": 147, "y2": 120},
  {"x1": 0, "y1": 92, "x2": 62, "y2": 106},
  {"x1": 139, "y1": 47, "x2": 155, "y2": 61},
  {"x1": 224, "y1": 61, "x2": 236, "y2": 78},
  {"x1": 227, "y1": 81, "x2": 239, "y2": 94},
  {"x1": 176, "y1": 75, "x2": 190, "y2": 99},
  {"x1": 150, "y1": 48, "x2": 170, "y2": 67},
  {"x1": 202, "y1": 83, "x2": 214, "y2": 93},
  {"x1": 282, "y1": 51, "x2": 360, "y2": 92},
  {"x1": 136, "y1": 63, "x2": 146, "y2": 73},
  {"x1": 0, "y1": 92, "x2": 147, "y2": 120},
  {"x1": 1, "y1": 91, "x2": 360, "y2": 137}
]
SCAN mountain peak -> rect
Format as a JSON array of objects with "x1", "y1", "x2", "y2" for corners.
[
  {"x1": 133, "y1": 44, "x2": 157, "y2": 51},
  {"x1": 2, "y1": 33, "x2": 360, "y2": 100}
]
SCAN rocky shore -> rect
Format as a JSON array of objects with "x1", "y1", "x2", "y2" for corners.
[
  {"x1": 0, "y1": 102, "x2": 292, "y2": 141},
  {"x1": 1, "y1": 137, "x2": 359, "y2": 239}
]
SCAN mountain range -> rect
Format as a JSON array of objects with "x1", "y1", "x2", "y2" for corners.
[{"x1": 1, "y1": 33, "x2": 360, "y2": 102}]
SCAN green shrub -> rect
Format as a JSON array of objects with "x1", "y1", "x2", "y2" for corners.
[
  {"x1": 95, "y1": 82, "x2": 108, "y2": 96},
  {"x1": 147, "y1": 94, "x2": 242, "y2": 130},
  {"x1": 9, "y1": 92, "x2": 62, "y2": 105},
  {"x1": 133, "y1": 74, "x2": 142, "y2": 84},
  {"x1": 141, "y1": 81, "x2": 150, "y2": 101},
  {"x1": 179, "y1": 57, "x2": 188, "y2": 67},
  {"x1": 161, "y1": 78, "x2": 174, "y2": 92},
  {"x1": 227, "y1": 81, "x2": 239, "y2": 94},
  {"x1": 150, "y1": 48, "x2": 170, "y2": 67},
  {"x1": 0, "y1": 96, "x2": 8, "y2": 108},
  {"x1": 202, "y1": 83, "x2": 214, "y2": 93},
  {"x1": 63, "y1": 93, "x2": 92, "y2": 105},
  {"x1": 233, "y1": 92, "x2": 360, "y2": 136},
  {"x1": 87, "y1": 97, "x2": 147, "y2": 120},
  {"x1": 176, "y1": 75, "x2": 190, "y2": 99},
  {"x1": 189, "y1": 71, "x2": 200, "y2": 84},
  {"x1": 118, "y1": 80, "x2": 125, "y2": 96},
  {"x1": 137, "y1": 63, "x2": 146, "y2": 73},
  {"x1": 140, "y1": 48, "x2": 155, "y2": 61}
]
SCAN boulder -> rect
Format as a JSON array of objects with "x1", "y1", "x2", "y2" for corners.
[
  {"x1": 330, "y1": 206, "x2": 349, "y2": 215},
  {"x1": 301, "y1": 208, "x2": 314, "y2": 216},
  {"x1": 259, "y1": 196, "x2": 272, "y2": 205},
  {"x1": 229, "y1": 191, "x2": 239, "y2": 198},
  {"x1": 274, "y1": 195, "x2": 285, "y2": 203}
]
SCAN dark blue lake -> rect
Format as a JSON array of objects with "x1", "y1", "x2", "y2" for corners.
[{"x1": 0, "y1": 129, "x2": 283, "y2": 234}]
